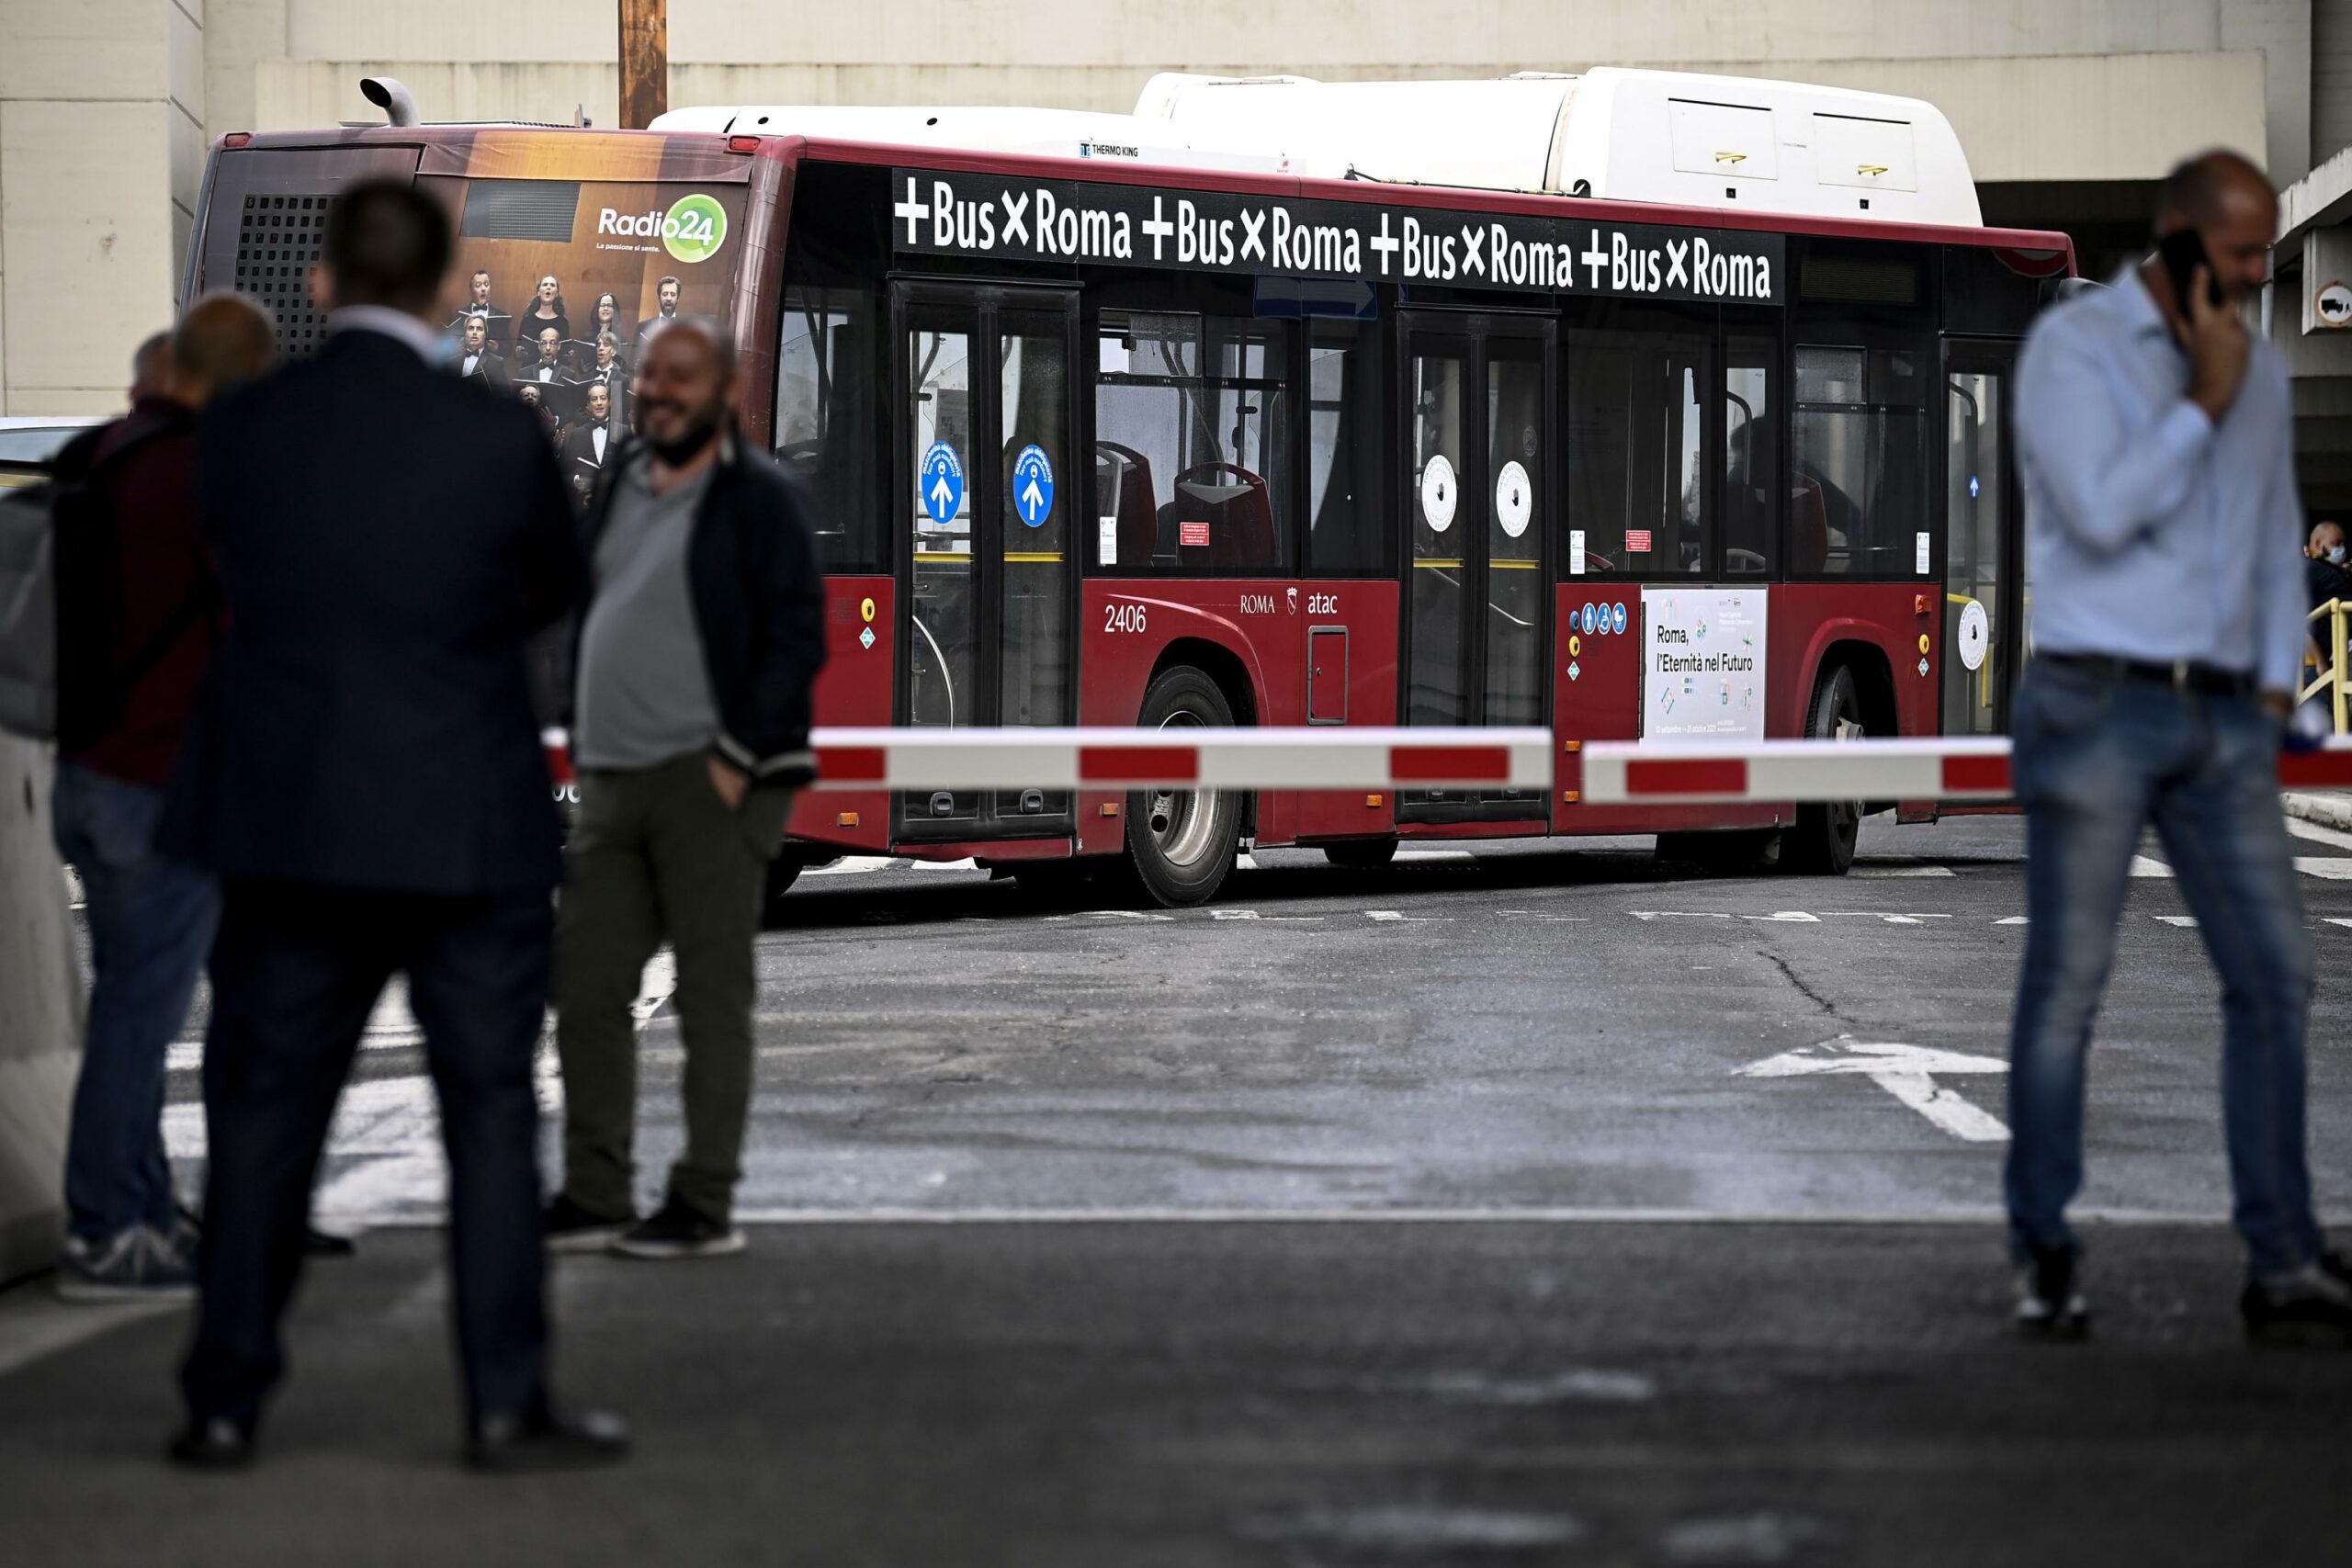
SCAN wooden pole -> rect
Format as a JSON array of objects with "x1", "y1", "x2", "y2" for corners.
[{"x1": 618, "y1": 0, "x2": 669, "y2": 130}]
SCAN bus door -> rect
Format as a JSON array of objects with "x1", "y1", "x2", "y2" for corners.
[
  {"x1": 1397, "y1": 311, "x2": 1554, "y2": 822},
  {"x1": 1940, "y1": 340, "x2": 2022, "y2": 736},
  {"x1": 893, "y1": 282, "x2": 1080, "y2": 840}
]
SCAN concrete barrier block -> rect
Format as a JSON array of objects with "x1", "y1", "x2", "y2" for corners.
[{"x1": 0, "y1": 736, "x2": 81, "y2": 1284}]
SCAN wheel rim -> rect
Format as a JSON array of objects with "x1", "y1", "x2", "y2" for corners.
[{"x1": 1145, "y1": 707, "x2": 1226, "y2": 869}]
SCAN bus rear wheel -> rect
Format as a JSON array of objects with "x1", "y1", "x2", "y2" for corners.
[
  {"x1": 1783, "y1": 664, "x2": 1863, "y2": 875},
  {"x1": 1125, "y1": 666, "x2": 1244, "y2": 908}
]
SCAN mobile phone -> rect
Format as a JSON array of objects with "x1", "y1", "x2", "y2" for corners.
[{"x1": 2157, "y1": 228, "x2": 2224, "y2": 310}]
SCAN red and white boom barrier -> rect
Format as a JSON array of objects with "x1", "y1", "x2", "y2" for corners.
[
  {"x1": 1578, "y1": 736, "x2": 2352, "y2": 805},
  {"x1": 548, "y1": 727, "x2": 1555, "y2": 792},
  {"x1": 802, "y1": 727, "x2": 1556, "y2": 791}
]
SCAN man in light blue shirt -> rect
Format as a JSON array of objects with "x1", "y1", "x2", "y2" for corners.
[{"x1": 2007, "y1": 151, "x2": 2349, "y2": 1346}]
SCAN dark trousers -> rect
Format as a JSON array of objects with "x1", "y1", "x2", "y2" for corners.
[
  {"x1": 181, "y1": 881, "x2": 554, "y2": 1429},
  {"x1": 556, "y1": 754, "x2": 790, "y2": 1223}
]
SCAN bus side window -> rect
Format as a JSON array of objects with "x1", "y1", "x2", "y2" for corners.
[
  {"x1": 1724, "y1": 339, "x2": 1777, "y2": 578},
  {"x1": 1093, "y1": 310, "x2": 1290, "y2": 575},
  {"x1": 1306, "y1": 317, "x2": 1388, "y2": 576},
  {"x1": 1565, "y1": 331, "x2": 1708, "y2": 579},
  {"x1": 1792, "y1": 344, "x2": 1928, "y2": 578},
  {"x1": 777, "y1": 286, "x2": 883, "y2": 573}
]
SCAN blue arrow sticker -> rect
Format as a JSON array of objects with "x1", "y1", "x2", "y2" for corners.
[
  {"x1": 1012, "y1": 444, "x2": 1055, "y2": 527},
  {"x1": 920, "y1": 442, "x2": 964, "y2": 525}
]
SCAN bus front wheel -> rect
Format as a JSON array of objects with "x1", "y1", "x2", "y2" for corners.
[
  {"x1": 1125, "y1": 665, "x2": 1244, "y2": 908},
  {"x1": 1784, "y1": 665, "x2": 1863, "y2": 875}
]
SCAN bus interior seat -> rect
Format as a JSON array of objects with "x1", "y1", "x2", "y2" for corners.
[
  {"x1": 1172, "y1": 462, "x2": 1273, "y2": 572},
  {"x1": 1094, "y1": 442, "x2": 1158, "y2": 569}
]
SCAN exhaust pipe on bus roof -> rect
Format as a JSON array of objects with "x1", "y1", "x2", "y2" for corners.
[{"x1": 360, "y1": 77, "x2": 421, "y2": 128}]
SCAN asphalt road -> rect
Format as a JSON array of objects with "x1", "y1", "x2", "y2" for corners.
[{"x1": 10, "y1": 812, "x2": 2352, "y2": 1563}]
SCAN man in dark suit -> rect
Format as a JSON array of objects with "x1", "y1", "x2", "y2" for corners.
[
  {"x1": 633, "y1": 275, "x2": 682, "y2": 348},
  {"x1": 165, "y1": 179, "x2": 625, "y2": 1472},
  {"x1": 447, "y1": 268, "x2": 512, "y2": 346},
  {"x1": 519, "y1": 324, "x2": 569, "y2": 396},
  {"x1": 454, "y1": 312, "x2": 508, "y2": 390},
  {"x1": 560, "y1": 382, "x2": 619, "y2": 496}
]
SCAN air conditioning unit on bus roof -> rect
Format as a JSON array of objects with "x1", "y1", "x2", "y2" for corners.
[
  {"x1": 1132, "y1": 68, "x2": 1983, "y2": 226},
  {"x1": 658, "y1": 67, "x2": 1980, "y2": 228}
]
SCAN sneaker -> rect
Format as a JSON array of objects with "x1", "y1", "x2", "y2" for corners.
[
  {"x1": 57, "y1": 1226, "x2": 196, "y2": 1304},
  {"x1": 608, "y1": 1198, "x2": 743, "y2": 1260},
  {"x1": 543, "y1": 1194, "x2": 633, "y2": 1255},
  {"x1": 2242, "y1": 1260, "x2": 2352, "y2": 1348},
  {"x1": 2014, "y1": 1247, "x2": 2090, "y2": 1339}
]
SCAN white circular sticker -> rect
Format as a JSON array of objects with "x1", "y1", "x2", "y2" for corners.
[
  {"x1": 1419, "y1": 454, "x2": 1457, "y2": 535},
  {"x1": 1956, "y1": 599, "x2": 1990, "y2": 671},
  {"x1": 1495, "y1": 461, "x2": 1532, "y2": 539}
]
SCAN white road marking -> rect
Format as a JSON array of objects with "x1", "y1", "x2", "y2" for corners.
[
  {"x1": 1365, "y1": 909, "x2": 1448, "y2": 921},
  {"x1": 1083, "y1": 908, "x2": 1175, "y2": 921},
  {"x1": 1394, "y1": 849, "x2": 1476, "y2": 863},
  {"x1": 2130, "y1": 854, "x2": 2173, "y2": 878},
  {"x1": 1825, "y1": 912, "x2": 1951, "y2": 925},
  {"x1": 1736, "y1": 1036, "x2": 2010, "y2": 1143},
  {"x1": 2287, "y1": 818, "x2": 2352, "y2": 852},
  {"x1": 2294, "y1": 857, "x2": 2352, "y2": 880},
  {"x1": 2155, "y1": 915, "x2": 2199, "y2": 928},
  {"x1": 799, "y1": 855, "x2": 896, "y2": 876},
  {"x1": 909, "y1": 858, "x2": 980, "y2": 873},
  {"x1": 2326, "y1": 918, "x2": 2352, "y2": 930},
  {"x1": 1996, "y1": 915, "x2": 2029, "y2": 925},
  {"x1": 1849, "y1": 864, "x2": 1955, "y2": 878},
  {"x1": 1630, "y1": 910, "x2": 1818, "y2": 923}
]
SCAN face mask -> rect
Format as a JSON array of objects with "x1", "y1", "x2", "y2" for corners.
[{"x1": 2329, "y1": 547, "x2": 2346, "y2": 566}]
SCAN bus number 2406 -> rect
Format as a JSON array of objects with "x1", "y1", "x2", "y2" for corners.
[{"x1": 1104, "y1": 603, "x2": 1148, "y2": 634}]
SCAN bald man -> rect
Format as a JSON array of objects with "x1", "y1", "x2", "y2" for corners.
[
  {"x1": 50, "y1": 294, "x2": 277, "y2": 1303},
  {"x1": 2006, "y1": 151, "x2": 2349, "y2": 1345}
]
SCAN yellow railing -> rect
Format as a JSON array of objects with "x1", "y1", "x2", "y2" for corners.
[{"x1": 2302, "y1": 598, "x2": 2351, "y2": 734}]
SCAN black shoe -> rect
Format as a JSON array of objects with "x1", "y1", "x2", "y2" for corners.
[
  {"x1": 304, "y1": 1225, "x2": 356, "y2": 1258},
  {"x1": 543, "y1": 1193, "x2": 634, "y2": 1255},
  {"x1": 466, "y1": 1403, "x2": 629, "y2": 1473},
  {"x1": 167, "y1": 1416, "x2": 255, "y2": 1471},
  {"x1": 2015, "y1": 1247, "x2": 2090, "y2": 1339},
  {"x1": 2242, "y1": 1260, "x2": 2352, "y2": 1348},
  {"x1": 608, "y1": 1198, "x2": 743, "y2": 1260}
]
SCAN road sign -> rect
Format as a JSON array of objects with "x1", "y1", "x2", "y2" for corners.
[
  {"x1": 921, "y1": 442, "x2": 964, "y2": 525},
  {"x1": 1013, "y1": 444, "x2": 1055, "y2": 527}
]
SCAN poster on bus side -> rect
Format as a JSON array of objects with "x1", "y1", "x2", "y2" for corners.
[{"x1": 1639, "y1": 588, "x2": 1767, "y2": 743}]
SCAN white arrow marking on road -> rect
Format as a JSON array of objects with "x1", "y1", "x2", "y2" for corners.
[{"x1": 1736, "y1": 1035, "x2": 2010, "y2": 1143}]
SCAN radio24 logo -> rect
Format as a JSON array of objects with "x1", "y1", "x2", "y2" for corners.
[{"x1": 598, "y1": 193, "x2": 728, "y2": 264}]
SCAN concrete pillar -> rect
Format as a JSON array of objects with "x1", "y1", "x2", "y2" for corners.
[
  {"x1": 0, "y1": 738, "x2": 80, "y2": 1284},
  {"x1": 0, "y1": 0, "x2": 204, "y2": 416}
]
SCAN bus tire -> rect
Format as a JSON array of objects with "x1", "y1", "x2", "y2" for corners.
[
  {"x1": 1784, "y1": 664, "x2": 1863, "y2": 876},
  {"x1": 1125, "y1": 665, "x2": 1243, "y2": 908},
  {"x1": 1323, "y1": 839, "x2": 1398, "y2": 871},
  {"x1": 759, "y1": 857, "x2": 803, "y2": 924}
]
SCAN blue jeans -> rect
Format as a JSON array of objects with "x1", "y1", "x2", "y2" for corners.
[
  {"x1": 2006, "y1": 665, "x2": 2323, "y2": 1275},
  {"x1": 51, "y1": 761, "x2": 221, "y2": 1243}
]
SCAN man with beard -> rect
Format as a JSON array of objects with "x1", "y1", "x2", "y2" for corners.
[
  {"x1": 454, "y1": 313, "x2": 508, "y2": 390},
  {"x1": 632, "y1": 276, "x2": 682, "y2": 350},
  {"x1": 547, "y1": 317, "x2": 825, "y2": 1258}
]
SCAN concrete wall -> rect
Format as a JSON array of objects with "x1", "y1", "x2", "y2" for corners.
[
  {"x1": 0, "y1": 738, "x2": 81, "y2": 1284},
  {"x1": 0, "y1": 0, "x2": 202, "y2": 416}
]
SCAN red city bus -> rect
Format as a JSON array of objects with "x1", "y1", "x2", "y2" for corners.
[{"x1": 183, "y1": 72, "x2": 2073, "y2": 907}]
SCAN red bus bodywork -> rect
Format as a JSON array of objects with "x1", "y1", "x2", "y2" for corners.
[{"x1": 185, "y1": 124, "x2": 2075, "y2": 876}]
